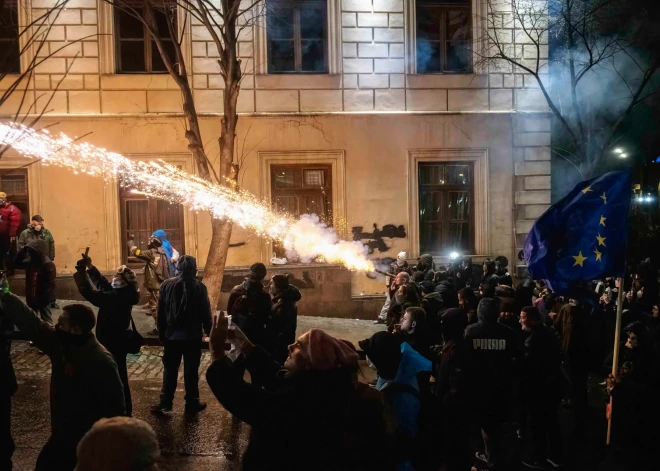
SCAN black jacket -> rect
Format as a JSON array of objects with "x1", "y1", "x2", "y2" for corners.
[
  {"x1": 434, "y1": 279, "x2": 458, "y2": 308},
  {"x1": 206, "y1": 347, "x2": 394, "y2": 471},
  {"x1": 421, "y1": 292, "x2": 444, "y2": 342},
  {"x1": 14, "y1": 249, "x2": 56, "y2": 310},
  {"x1": 521, "y1": 324, "x2": 562, "y2": 396},
  {"x1": 0, "y1": 300, "x2": 16, "y2": 397},
  {"x1": 266, "y1": 286, "x2": 301, "y2": 357},
  {"x1": 74, "y1": 266, "x2": 140, "y2": 352},
  {"x1": 157, "y1": 275, "x2": 212, "y2": 342},
  {"x1": 227, "y1": 279, "x2": 272, "y2": 344}
]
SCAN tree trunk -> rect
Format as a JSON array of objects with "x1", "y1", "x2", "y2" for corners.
[{"x1": 204, "y1": 218, "x2": 233, "y2": 310}]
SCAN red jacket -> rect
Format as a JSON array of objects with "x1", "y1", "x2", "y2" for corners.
[{"x1": 0, "y1": 203, "x2": 21, "y2": 237}]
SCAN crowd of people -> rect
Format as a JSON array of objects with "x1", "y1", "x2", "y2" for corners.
[{"x1": 1, "y1": 237, "x2": 660, "y2": 470}]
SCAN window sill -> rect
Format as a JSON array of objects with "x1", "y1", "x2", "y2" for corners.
[
  {"x1": 255, "y1": 74, "x2": 341, "y2": 90},
  {"x1": 406, "y1": 74, "x2": 488, "y2": 89},
  {"x1": 100, "y1": 74, "x2": 180, "y2": 90}
]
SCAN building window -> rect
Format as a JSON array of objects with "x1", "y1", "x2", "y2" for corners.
[
  {"x1": 266, "y1": 0, "x2": 328, "y2": 74},
  {"x1": 120, "y1": 186, "x2": 185, "y2": 265},
  {"x1": 270, "y1": 164, "x2": 332, "y2": 256},
  {"x1": 418, "y1": 162, "x2": 473, "y2": 254},
  {"x1": 416, "y1": 0, "x2": 471, "y2": 74},
  {"x1": 0, "y1": 0, "x2": 20, "y2": 74},
  {"x1": 114, "y1": 0, "x2": 177, "y2": 73},
  {"x1": 0, "y1": 169, "x2": 29, "y2": 229}
]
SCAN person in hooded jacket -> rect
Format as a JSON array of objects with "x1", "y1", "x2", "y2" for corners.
[
  {"x1": 151, "y1": 229, "x2": 179, "y2": 276},
  {"x1": 14, "y1": 239, "x2": 56, "y2": 323},
  {"x1": 434, "y1": 269, "x2": 458, "y2": 308},
  {"x1": 0, "y1": 286, "x2": 17, "y2": 470},
  {"x1": 227, "y1": 263, "x2": 272, "y2": 347},
  {"x1": 207, "y1": 320, "x2": 394, "y2": 471},
  {"x1": 464, "y1": 297, "x2": 519, "y2": 469},
  {"x1": 458, "y1": 287, "x2": 478, "y2": 325},
  {"x1": 17, "y1": 215, "x2": 54, "y2": 261},
  {"x1": 73, "y1": 254, "x2": 140, "y2": 416},
  {"x1": 481, "y1": 259, "x2": 499, "y2": 287},
  {"x1": 265, "y1": 273, "x2": 301, "y2": 364},
  {"x1": 386, "y1": 282, "x2": 420, "y2": 332},
  {"x1": 153, "y1": 255, "x2": 212, "y2": 414},
  {"x1": 420, "y1": 281, "x2": 444, "y2": 343},
  {"x1": 0, "y1": 192, "x2": 21, "y2": 272},
  {"x1": 412, "y1": 253, "x2": 435, "y2": 284},
  {"x1": 359, "y1": 331, "x2": 432, "y2": 471}
]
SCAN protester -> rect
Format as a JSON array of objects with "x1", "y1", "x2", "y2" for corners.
[
  {"x1": 359, "y1": 331, "x2": 432, "y2": 470},
  {"x1": 498, "y1": 296, "x2": 521, "y2": 332},
  {"x1": 152, "y1": 229, "x2": 179, "y2": 275},
  {"x1": 481, "y1": 259, "x2": 499, "y2": 287},
  {"x1": 376, "y1": 252, "x2": 411, "y2": 324},
  {"x1": 458, "y1": 287, "x2": 478, "y2": 325},
  {"x1": 128, "y1": 235, "x2": 171, "y2": 334},
  {"x1": 0, "y1": 192, "x2": 21, "y2": 272},
  {"x1": 433, "y1": 269, "x2": 458, "y2": 308},
  {"x1": 76, "y1": 417, "x2": 160, "y2": 471},
  {"x1": 419, "y1": 281, "x2": 444, "y2": 342},
  {"x1": 519, "y1": 306, "x2": 562, "y2": 469},
  {"x1": 479, "y1": 282, "x2": 496, "y2": 300},
  {"x1": 17, "y1": 215, "x2": 55, "y2": 261},
  {"x1": 376, "y1": 271, "x2": 411, "y2": 325},
  {"x1": 464, "y1": 297, "x2": 518, "y2": 469},
  {"x1": 412, "y1": 253, "x2": 435, "y2": 284},
  {"x1": 386, "y1": 282, "x2": 420, "y2": 331},
  {"x1": 152, "y1": 255, "x2": 211, "y2": 414},
  {"x1": 265, "y1": 273, "x2": 301, "y2": 364},
  {"x1": 0, "y1": 285, "x2": 17, "y2": 471},
  {"x1": 393, "y1": 306, "x2": 432, "y2": 360},
  {"x1": 206, "y1": 319, "x2": 393, "y2": 471},
  {"x1": 14, "y1": 239, "x2": 56, "y2": 323},
  {"x1": 73, "y1": 254, "x2": 139, "y2": 416},
  {"x1": 1, "y1": 294, "x2": 125, "y2": 470}
]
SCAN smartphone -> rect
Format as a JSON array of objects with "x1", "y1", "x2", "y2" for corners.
[
  {"x1": 226, "y1": 313, "x2": 236, "y2": 339},
  {"x1": 84, "y1": 247, "x2": 90, "y2": 257}
]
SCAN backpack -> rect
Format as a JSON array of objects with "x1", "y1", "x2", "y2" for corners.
[{"x1": 152, "y1": 249, "x2": 172, "y2": 283}]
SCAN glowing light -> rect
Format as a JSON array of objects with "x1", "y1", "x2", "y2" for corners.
[
  {"x1": 0, "y1": 123, "x2": 375, "y2": 273},
  {"x1": 450, "y1": 251, "x2": 459, "y2": 260},
  {"x1": 620, "y1": 153, "x2": 627, "y2": 158},
  {"x1": 614, "y1": 148, "x2": 623, "y2": 154}
]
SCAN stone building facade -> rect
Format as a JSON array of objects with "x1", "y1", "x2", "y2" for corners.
[{"x1": 0, "y1": 0, "x2": 551, "y2": 317}]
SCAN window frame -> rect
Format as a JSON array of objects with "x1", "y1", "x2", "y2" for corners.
[{"x1": 0, "y1": 0, "x2": 20, "y2": 74}]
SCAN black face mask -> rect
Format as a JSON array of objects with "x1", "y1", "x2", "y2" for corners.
[{"x1": 55, "y1": 325, "x2": 89, "y2": 347}]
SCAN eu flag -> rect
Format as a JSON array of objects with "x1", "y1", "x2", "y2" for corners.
[{"x1": 523, "y1": 170, "x2": 632, "y2": 296}]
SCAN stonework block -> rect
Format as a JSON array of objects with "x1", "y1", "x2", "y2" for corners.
[
  {"x1": 237, "y1": 91, "x2": 255, "y2": 113},
  {"x1": 50, "y1": 74, "x2": 84, "y2": 90},
  {"x1": 389, "y1": 43, "x2": 404, "y2": 57},
  {"x1": 192, "y1": 42, "x2": 207, "y2": 57},
  {"x1": 193, "y1": 74, "x2": 207, "y2": 89},
  {"x1": 389, "y1": 74, "x2": 404, "y2": 88},
  {"x1": 43, "y1": 26, "x2": 65, "y2": 41},
  {"x1": 36, "y1": 91, "x2": 67, "y2": 114},
  {"x1": 193, "y1": 57, "x2": 221, "y2": 74},
  {"x1": 344, "y1": 89, "x2": 373, "y2": 111},
  {"x1": 489, "y1": 89, "x2": 513, "y2": 110},
  {"x1": 503, "y1": 74, "x2": 515, "y2": 88},
  {"x1": 191, "y1": 25, "x2": 213, "y2": 41},
  {"x1": 50, "y1": 41, "x2": 82, "y2": 57},
  {"x1": 342, "y1": 27, "x2": 372, "y2": 42},
  {"x1": 54, "y1": 9, "x2": 82, "y2": 24},
  {"x1": 359, "y1": 74, "x2": 389, "y2": 88},
  {"x1": 66, "y1": 57, "x2": 98, "y2": 74},
  {"x1": 515, "y1": 220, "x2": 535, "y2": 234},
  {"x1": 83, "y1": 41, "x2": 98, "y2": 57},
  {"x1": 147, "y1": 91, "x2": 182, "y2": 113},
  {"x1": 447, "y1": 89, "x2": 488, "y2": 111},
  {"x1": 522, "y1": 116, "x2": 551, "y2": 132},
  {"x1": 389, "y1": 13, "x2": 403, "y2": 27},
  {"x1": 406, "y1": 89, "x2": 447, "y2": 111},
  {"x1": 238, "y1": 41, "x2": 253, "y2": 57},
  {"x1": 373, "y1": 27, "x2": 403, "y2": 42},
  {"x1": 357, "y1": 13, "x2": 388, "y2": 27},
  {"x1": 341, "y1": 0, "x2": 373, "y2": 12},
  {"x1": 514, "y1": 132, "x2": 551, "y2": 147},
  {"x1": 374, "y1": 58, "x2": 403, "y2": 73},
  {"x1": 515, "y1": 161, "x2": 551, "y2": 176},
  {"x1": 342, "y1": 12, "x2": 357, "y2": 27},
  {"x1": 375, "y1": 89, "x2": 404, "y2": 111},
  {"x1": 208, "y1": 75, "x2": 225, "y2": 89},
  {"x1": 194, "y1": 89, "x2": 224, "y2": 112},
  {"x1": 343, "y1": 58, "x2": 373, "y2": 73},
  {"x1": 373, "y1": 0, "x2": 403, "y2": 11},
  {"x1": 84, "y1": 74, "x2": 99, "y2": 89},
  {"x1": 489, "y1": 74, "x2": 503, "y2": 88},
  {"x1": 343, "y1": 74, "x2": 358, "y2": 88},
  {"x1": 35, "y1": 58, "x2": 66, "y2": 74},
  {"x1": 100, "y1": 74, "x2": 177, "y2": 89},
  {"x1": 102, "y1": 91, "x2": 147, "y2": 113},
  {"x1": 525, "y1": 176, "x2": 551, "y2": 190},
  {"x1": 34, "y1": 75, "x2": 50, "y2": 89},
  {"x1": 300, "y1": 90, "x2": 343, "y2": 111},
  {"x1": 406, "y1": 74, "x2": 488, "y2": 89},
  {"x1": 524, "y1": 147, "x2": 550, "y2": 161},
  {"x1": 255, "y1": 90, "x2": 299, "y2": 112},
  {"x1": 343, "y1": 42, "x2": 357, "y2": 58},
  {"x1": 65, "y1": 25, "x2": 97, "y2": 40},
  {"x1": 523, "y1": 205, "x2": 550, "y2": 219},
  {"x1": 358, "y1": 43, "x2": 388, "y2": 58},
  {"x1": 33, "y1": 0, "x2": 95, "y2": 6},
  {"x1": 68, "y1": 90, "x2": 100, "y2": 113},
  {"x1": 82, "y1": 9, "x2": 97, "y2": 24},
  {"x1": 515, "y1": 190, "x2": 551, "y2": 205}
]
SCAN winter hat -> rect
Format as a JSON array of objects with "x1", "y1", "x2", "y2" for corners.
[
  {"x1": 116, "y1": 265, "x2": 137, "y2": 284},
  {"x1": 270, "y1": 273, "x2": 289, "y2": 291},
  {"x1": 358, "y1": 331, "x2": 401, "y2": 381},
  {"x1": 498, "y1": 296, "x2": 516, "y2": 314},
  {"x1": 498, "y1": 274, "x2": 513, "y2": 287},
  {"x1": 249, "y1": 262, "x2": 267, "y2": 281},
  {"x1": 477, "y1": 297, "x2": 500, "y2": 322},
  {"x1": 396, "y1": 251, "x2": 407, "y2": 267},
  {"x1": 0, "y1": 192, "x2": 6, "y2": 198},
  {"x1": 147, "y1": 236, "x2": 162, "y2": 248},
  {"x1": 419, "y1": 281, "x2": 435, "y2": 295},
  {"x1": 298, "y1": 329, "x2": 359, "y2": 371},
  {"x1": 495, "y1": 285, "x2": 515, "y2": 299}
]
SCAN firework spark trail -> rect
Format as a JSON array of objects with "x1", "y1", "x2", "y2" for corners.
[{"x1": 0, "y1": 123, "x2": 375, "y2": 272}]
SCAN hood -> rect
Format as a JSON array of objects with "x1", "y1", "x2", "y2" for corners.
[
  {"x1": 242, "y1": 277, "x2": 265, "y2": 292},
  {"x1": 280, "y1": 285, "x2": 302, "y2": 302},
  {"x1": 176, "y1": 255, "x2": 197, "y2": 279},
  {"x1": 419, "y1": 254, "x2": 434, "y2": 271},
  {"x1": 423, "y1": 291, "x2": 443, "y2": 301},
  {"x1": 477, "y1": 297, "x2": 500, "y2": 322}
]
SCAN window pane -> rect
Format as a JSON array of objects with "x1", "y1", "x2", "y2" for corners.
[
  {"x1": 274, "y1": 168, "x2": 300, "y2": 188},
  {"x1": 152, "y1": 40, "x2": 176, "y2": 71},
  {"x1": 268, "y1": 7, "x2": 294, "y2": 40},
  {"x1": 269, "y1": 40, "x2": 295, "y2": 72},
  {"x1": 303, "y1": 169, "x2": 325, "y2": 187},
  {"x1": 419, "y1": 165, "x2": 444, "y2": 185},
  {"x1": 275, "y1": 195, "x2": 299, "y2": 216},
  {"x1": 419, "y1": 190, "x2": 442, "y2": 222},
  {"x1": 448, "y1": 191, "x2": 469, "y2": 220},
  {"x1": 0, "y1": 7, "x2": 18, "y2": 39},
  {"x1": 303, "y1": 194, "x2": 326, "y2": 217},
  {"x1": 119, "y1": 41, "x2": 146, "y2": 72},
  {"x1": 0, "y1": 174, "x2": 26, "y2": 194},
  {"x1": 446, "y1": 40, "x2": 471, "y2": 72},
  {"x1": 118, "y1": 9, "x2": 144, "y2": 39},
  {"x1": 156, "y1": 200, "x2": 184, "y2": 253},
  {"x1": 446, "y1": 9, "x2": 471, "y2": 71},
  {"x1": 152, "y1": 8, "x2": 175, "y2": 38},
  {"x1": 300, "y1": 7, "x2": 325, "y2": 39},
  {"x1": 0, "y1": 40, "x2": 19, "y2": 73},
  {"x1": 448, "y1": 222, "x2": 469, "y2": 251},
  {"x1": 416, "y1": 7, "x2": 440, "y2": 41},
  {"x1": 420, "y1": 222, "x2": 442, "y2": 254},
  {"x1": 301, "y1": 39, "x2": 325, "y2": 72},
  {"x1": 446, "y1": 165, "x2": 469, "y2": 184}
]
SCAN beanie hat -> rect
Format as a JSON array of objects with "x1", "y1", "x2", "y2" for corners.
[
  {"x1": 0, "y1": 192, "x2": 6, "y2": 198},
  {"x1": 148, "y1": 236, "x2": 162, "y2": 248},
  {"x1": 358, "y1": 331, "x2": 401, "y2": 381},
  {"x1": 249, "y1": 262, "x2": 267, "y2": 280},
  {"x1": 116, "y1": 265, "x2": 137, "y2": 284},
  {"x1": 270, "y1": 273, "x2": 289, "y2": 291},
  {"x1": 396, "y1": 251, "x2": 407, "y2": 267},
  {"x1": 477, "y1": 297, "x2": 500, "y2": 322}
]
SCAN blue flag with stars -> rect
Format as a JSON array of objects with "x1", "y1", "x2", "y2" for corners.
[{"x1": 523, "y1": 170, "x2": 632, "y2": 297}]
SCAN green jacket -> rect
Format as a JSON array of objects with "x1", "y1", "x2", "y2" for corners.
[
  {"x1": 17, "y1": 225, "x2": 55, "y2": 260},
  {"x1": 1, "y1": 293, "x2": 125, "y2": 443}
]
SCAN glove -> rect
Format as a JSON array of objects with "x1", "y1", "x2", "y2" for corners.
[{"x1": 75, "y1": 259, "x2": 87, "y2": 272}]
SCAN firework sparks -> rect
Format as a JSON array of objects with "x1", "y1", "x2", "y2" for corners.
[{"x1": 0, "y1": 123, "x2": 375, "y2": 273}]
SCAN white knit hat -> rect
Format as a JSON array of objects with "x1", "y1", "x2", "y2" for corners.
[{"x1": 396, "y1": 251, "x2": 407, "y2": 267}]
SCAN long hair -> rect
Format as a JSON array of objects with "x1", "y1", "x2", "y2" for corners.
[{"x1": 555, "y1": 304, "x2": 578, "y2": 354}]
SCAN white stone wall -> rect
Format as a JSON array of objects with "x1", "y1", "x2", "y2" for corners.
[{"x1": 0, "y1": 0, "x2": 550, "y2": 115}]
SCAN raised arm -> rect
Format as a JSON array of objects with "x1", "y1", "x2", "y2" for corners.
[
  {"x1": 87, "y1": 265, "x2": 113, "y2": 292},
  {"x1": 0, "y1": 293, "x2": 57, "y2": 355}
]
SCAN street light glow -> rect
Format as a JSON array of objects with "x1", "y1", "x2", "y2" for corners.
[
  {"x1": 614, "y1": 148, "x2": 623, "y2": 154},
  {"x1": 450, "y1": 251, "x2": 459, "y2": 260},
  {"x1": 620, "y1": 153, "x2": 627, "y2": 158}
]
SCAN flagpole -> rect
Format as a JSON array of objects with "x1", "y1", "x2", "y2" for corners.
[{"x1": 606, "y1": 276, "x2": 625, "y2": 445}]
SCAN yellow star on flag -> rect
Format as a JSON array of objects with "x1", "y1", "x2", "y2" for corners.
[
  {"x1": 600, "y1": 215, "x2": 606, "y2": 226},
  {"x1": 594, "y1": 248, "x2": 603, "y2": 262},
  {"x1": 573, "y1": 251, "x2": 587, "y2": 267},
  {"x1": 600, "y1": 192, "x2": 607, "y2": 204},
  {"x1": 597, "y1": 233, "x2": 607, "y2": 246},
  {"x1": 582, "y1": 186, "x2": 593, "y2": 194}
]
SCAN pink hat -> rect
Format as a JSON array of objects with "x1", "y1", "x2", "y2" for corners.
[{"x1": 298, "y1": 329, "x2": 359, "y2": 371}]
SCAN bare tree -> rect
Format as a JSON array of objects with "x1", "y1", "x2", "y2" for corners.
[
  {"x1": 478, "y1": 0, "x2": 660, "y2": 177},
  {"x1": 0, "y1": 0, "x2": 93, "y2": 157},
  {"x1": 108, "y1": 0, "x2": 261, "y2": 309}
]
